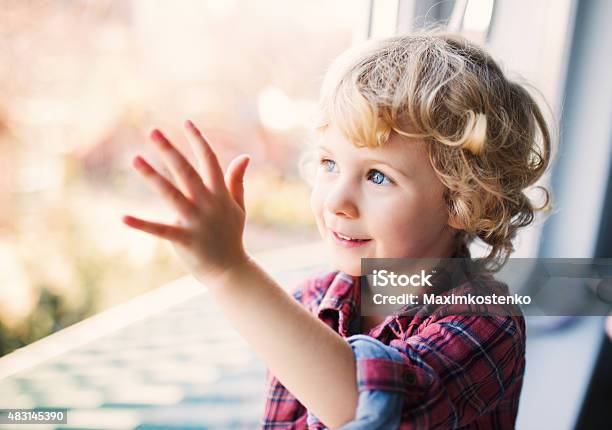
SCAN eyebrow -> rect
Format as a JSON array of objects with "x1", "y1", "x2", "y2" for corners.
[{"x1": 316, "y1": 144, "x2": 413, "y2": 178}]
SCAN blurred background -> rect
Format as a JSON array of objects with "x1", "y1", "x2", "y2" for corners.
[
  {"x1": 0, "y1": 0, "x2": 611, "y2": 429},
  {"x1": 0, "y1": 0, "x2": 370, "y2": 355}
]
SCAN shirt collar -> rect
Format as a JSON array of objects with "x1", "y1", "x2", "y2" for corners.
[
  {"x1": 315, "y1": 243, "x2": 475, "y2": 339},
  {"x1": 316, "y1": 271, "x2": 359, "y2": 337}
]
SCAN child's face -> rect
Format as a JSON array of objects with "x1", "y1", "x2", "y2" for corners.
[{"x1": 310, "y1": 124, "x2": 458, "y2": 276}]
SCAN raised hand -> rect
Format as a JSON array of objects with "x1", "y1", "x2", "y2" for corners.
[{"x1": 123, "y1": 120, "x2": 251, "y2": 284}]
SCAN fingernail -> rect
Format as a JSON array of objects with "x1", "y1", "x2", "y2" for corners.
[
  {"x1": 185, "y1": 120, "x2": 194, "y2": 129},
  {"x1": 133, "y1": 156, "x2": 145, "y2": 168},
  {"x1": 150, "y1": 129, "x2": 162, "y2": 140}
]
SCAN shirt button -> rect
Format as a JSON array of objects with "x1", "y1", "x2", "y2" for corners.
[{"x1": 404, "y1": 372, "x2": 417, "y2": 385}]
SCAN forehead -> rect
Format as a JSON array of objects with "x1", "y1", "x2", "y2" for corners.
[{"x1": 318, "y1": 124, "x2": 429, "y2": 170}]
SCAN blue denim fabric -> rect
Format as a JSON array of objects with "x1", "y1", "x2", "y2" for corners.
[{"x1": 306, "y1": 334, "x2": 404, "y2": 429}]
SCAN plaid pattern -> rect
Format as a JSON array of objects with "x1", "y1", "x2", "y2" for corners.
[{"x1": 260, "y1": 253, "x2": 526, "y2": 429}]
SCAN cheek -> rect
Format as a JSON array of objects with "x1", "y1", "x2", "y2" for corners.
[
  {"x1": 367, "y1": 195, "x2": 447, "y2": 253},
  {"x1": 373, "y1": 205, "x2": 415, "y2": 242}
]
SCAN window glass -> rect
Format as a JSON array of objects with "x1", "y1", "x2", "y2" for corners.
[{"x1": 0, "y1": 0, "x2": 367, "y2": 355}]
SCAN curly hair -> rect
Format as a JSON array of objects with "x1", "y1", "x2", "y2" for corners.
[{"x1": 305, "y1": 32, "x2": 554, "y2": 272}]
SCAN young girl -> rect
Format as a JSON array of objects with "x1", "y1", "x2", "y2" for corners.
[{"x1": 123, "y1": 32, "x2": 552, "y2": 429}]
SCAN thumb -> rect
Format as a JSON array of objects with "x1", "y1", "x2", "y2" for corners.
[{"x1": 225, "y1": 154, "x2": 250, "y2": 210}]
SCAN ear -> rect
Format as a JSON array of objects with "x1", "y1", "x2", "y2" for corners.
[
  {"x1": 447, "y1": 215, "x2": 463, "y2": 230},
  {"x1": 444, "y1": 197, "x2": 462, "y2": 230}
]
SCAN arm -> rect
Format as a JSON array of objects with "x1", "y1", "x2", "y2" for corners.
[
  {"x1": 122, "y1": 120, "x2": 358, "y2": 428},
  {"x1": 210, "y1": 257, "x2": 359, "y2": 428},
  {"x1": 307, "y1": 335, "x2": 406, "y2": 429}
]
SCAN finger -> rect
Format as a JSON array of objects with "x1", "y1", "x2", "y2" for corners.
[
  {"x1": 132, "y1": 155, "x2": 198, "y2": 220},
  {"x1": 150, "y1": 129, "x2": 207, "y2": 201},
  {"x1": 224, "y1": 154, "x2": 250, "y2": 211},
  {"x1": 184, "y1": 120, "x2": 226, "y2": 193},
  {"x1": 122, "y1": 215, "x2": 190, "y2": 245}
]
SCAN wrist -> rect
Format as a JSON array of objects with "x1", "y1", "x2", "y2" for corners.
[{"x1": 196, "y1": 250, "x2": 255, "y2": 291}]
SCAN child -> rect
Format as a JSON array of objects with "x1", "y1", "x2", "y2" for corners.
[{"x1": 123, "y1": 31, "x2": 552, "y2": 429}]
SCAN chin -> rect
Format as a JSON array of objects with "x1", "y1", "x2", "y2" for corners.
[{"x1": 330, "y1": 256, "x2": 362, "y2": 277}]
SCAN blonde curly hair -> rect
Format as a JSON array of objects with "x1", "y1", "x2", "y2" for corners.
[{"x1": 305, "y1": 32, "x2": 554, "y2": 272}]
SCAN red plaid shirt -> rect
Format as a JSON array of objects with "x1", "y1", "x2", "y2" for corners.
[{"x1": 260, "y1": 256, "x2": 526, "y2": 429}]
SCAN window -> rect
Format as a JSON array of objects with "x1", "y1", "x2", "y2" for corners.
[{"x1": 0, "y1": 0, "x2": 369, "y2": 355}]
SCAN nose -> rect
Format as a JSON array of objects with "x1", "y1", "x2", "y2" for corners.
[{"x1": 324, "y1": 178, "x2": 359, "y2": 219}]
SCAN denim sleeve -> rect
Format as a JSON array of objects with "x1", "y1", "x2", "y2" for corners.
[{"x1": 306, "y1": 334, "x2": 405, "y2": 429}]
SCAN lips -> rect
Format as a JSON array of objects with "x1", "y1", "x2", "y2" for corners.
[
  {"x1": 333, "y1": 231, "x2": 369, "y2": 241},
  {"x1": 330, "y1": 230, "x2": 372, "y2": 248}
]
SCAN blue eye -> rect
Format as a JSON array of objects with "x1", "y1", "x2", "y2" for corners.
[
  {"x1": 320, "y1": 158, "x2": 337, "y2": 173},
  {"x1": 319, "y1": 158, "x2": 393, "y2": 185},
  {"x1": 367, "y1": 169, "x2": 392, "y2": 185}
]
